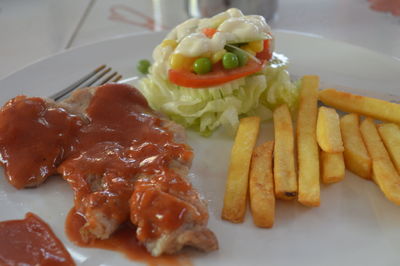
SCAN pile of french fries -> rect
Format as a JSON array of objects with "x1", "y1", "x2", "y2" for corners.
[{"x1": 222, "y1": 75, "x2": 400, "y2": 227}]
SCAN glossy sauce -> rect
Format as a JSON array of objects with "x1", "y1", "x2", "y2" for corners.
[
  {"x1": 0, "y1": 83, "x2": 203, "y2": 262},
  {"x1": 0, "y1": 212, "x2": 75, "y2": 266},
  {"x1": 0, "y1": 96, "x2": 83, "y2": 188},
  {"x1": 131, "y1": 182, "x2": 192, "y2": 241},
  {"x1": 58, "y1": 84, "x2": 196, "y2": 241},
  {"x1": 66, "y1": 208, "x2": 191, "y2": 266}
]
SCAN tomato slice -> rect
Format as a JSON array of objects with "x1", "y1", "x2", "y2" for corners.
[
  {"x1": 169, "y1": 60, "x2": 264, "y2": 88},
  {"x1": 256, "y1": 40, "x2": 272, "y2": 61},
  {"x1": 168, "y1": 39, "x2": 272, "y2": 88}
]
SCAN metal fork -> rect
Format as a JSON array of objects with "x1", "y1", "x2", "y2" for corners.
[{"x1": 50, "y1": 65, "x2": 122, "y2": 101}]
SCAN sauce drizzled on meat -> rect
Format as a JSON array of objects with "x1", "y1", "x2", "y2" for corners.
[
  {"x1": 0, "y1": 96, "x2": 82, "y2": 189},
  {"x1": 66, "y1": 208, "x2": 191, "y2": 266},
  {"x1": 58, "y1": 84, "x2": 197, "y2": 242},
  {"x1": 0, "y1": 212, "x2": 75, "y2": 266},
  {"x1": 0, "y1": 83, "x2": 215, "y2": 260}
]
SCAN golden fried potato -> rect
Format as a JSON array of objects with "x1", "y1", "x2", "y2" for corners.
[
  {"x1": 378, "y1": 123, "x2": 400, "y2": 174},
  {"x1": 296, "y1": 76, "x2": 320, "y2": 207},
  {"x1": 319, "y1": 89, "x2": 400, "y2": 124},
  {"x1": 273, "y1": 104, "x2": 297, "y2": 200},
  {"x1": 249, "y1": 141, "x2": 275, "y2": 228},
  {"x1": 320, "y1": 151, "x2": 345, "y2": 184},
  {"x1": 316, "y1": 106, "x2": 344, "y2": 153},
  {"x1": 340, "y1": 113, "x2": 372, "y2": 179},
  {"x1": 360, "y1": 118, "x2": 400, "y2": 205},
  {"x1": 222, "y1": 116, "x2": 261, "y2": 223}
]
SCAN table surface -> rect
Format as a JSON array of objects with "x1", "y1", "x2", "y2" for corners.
[{"x1": 1, "y1": 0, "x2": 399, "y2": 79}]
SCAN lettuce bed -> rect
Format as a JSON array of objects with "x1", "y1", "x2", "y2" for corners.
[{"x1": 139, "y1": 53, "x2": 300, "y2": 136}]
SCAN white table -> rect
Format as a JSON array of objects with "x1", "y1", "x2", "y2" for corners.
[{"x1": 1, "y1": 0, "x2": 399, "y2": 79}]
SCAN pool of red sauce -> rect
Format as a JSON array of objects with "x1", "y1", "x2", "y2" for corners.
[
  {"x1": 66, "y1": 208, "x2": 192, "y2": 266},
  {"x1": 0, "y1": 84, "x2": 197, "y2": 265},
  {"x1": 0, "y1": 212, "x2": 75, "y2": 266}
]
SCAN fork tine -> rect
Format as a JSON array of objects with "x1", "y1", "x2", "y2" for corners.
[
  {"x1": 81, "y1": 67, "x2": 111, "y2": 87},
  {"x1": 112, "y1": 74, "x2": 123, "y2": 83},
  {"x1": 51, "y1": 65, "x2": 106, "y2": 101},
  {"x1": 99, "y1": 71, "x2": 118, "y2": 85},
  {"x1": 51, "y1": 65, "x2": 123, "y2": 102}
]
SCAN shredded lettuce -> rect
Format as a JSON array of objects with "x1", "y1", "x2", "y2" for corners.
[
  {"x1": 261, "y1": 53, "x2": 300, "y2": 112},
  {"x1": 138, "y1": 53, "x2": 300, "y2": 136}
]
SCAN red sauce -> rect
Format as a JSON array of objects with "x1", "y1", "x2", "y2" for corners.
[
  {"x1": 131, "y1": 179, "x2": 203, "y2": 241},
  {"x1": 0, "y1": 96, "x2": 83, "y2": 189},
  {"x1": 0, "y1": 84, "x2": 207, "y2": 262},
  {"x1": 66, "y1": 208, "x2": 191, "y2": 266},
  {"x1": 0, "y1": 212, "x2": 75, "y2": 266},
  {"x1": 58, "y1": 84, "x2": 196, "y2": 241}
]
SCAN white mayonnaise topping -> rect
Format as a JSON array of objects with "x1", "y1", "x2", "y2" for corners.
[{"x1": 152, "y1": 8, "x2": 273, "y2": 76}]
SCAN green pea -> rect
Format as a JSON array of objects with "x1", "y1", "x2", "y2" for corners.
[
  {"x1": 137, "y1": 59, "x2": 151, "y2": 74},
  {"x1": 193, "y1": 57, "x2": 212, "y2": 75},
  {"x1": 233, "y1": 50, "x2": 248, "y2": 66},
  {"x1": 222, "y1": 52, "x2": 239, "y2": 69}
]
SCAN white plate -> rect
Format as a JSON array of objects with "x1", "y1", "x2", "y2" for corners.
[{"x1": 1, "y1": 31, "x2": 400, "y2": 266}]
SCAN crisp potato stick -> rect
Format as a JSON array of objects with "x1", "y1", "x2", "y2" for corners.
[
  {"x1": 340, "y1": 113, "x2": 372, "y2": 179},
  {"x1": 249, "y1": 141, "x2": 275, "y2": 228},
  {"x1": 222, "y1": 116, "x2": 260, "y2": 223},
  {"x1": 320, "y1": 151, "x2": 345, "y2": 184},
  {"x1": 273, "y1": 104, "x2": 297, "y2": 200},
  {"x1": 360, "y1": 118, "x2": 400, "y2": 205},
  {"x1": 316, "y1": 106, "x2": 344, "y2": 153},
  {"x1": 319, "y1": 89, "x2": 400, "y2": 124},
  {"x1": 378, "y1": 123, "x2": 400, "y2": 174},
  {"x1": 296, "y1": 75, "x2": 320, "y2": 207}
]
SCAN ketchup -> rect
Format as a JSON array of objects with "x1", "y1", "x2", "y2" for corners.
[{"x1": 0, "y1": 213, "x2": 75, "y2": 266}]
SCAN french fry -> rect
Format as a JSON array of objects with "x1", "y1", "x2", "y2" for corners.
[
  {"x1": 249, "y1": 141, "x2": 275, "y2": 228},
  {"x1": 319, "y1": 89, "x2": 400, "y2": 124},
  {"x1": 378, "y1": 123, "x2": 400, "y2": 174},
  {"x1": 316, "y1": 106, "x2": 345, "y2": 183},
  {"x1": 317, "y1": 106, "x2": 345, "y2": 184},
  {"x1": 320, "y1": 151, "x2": 345, "y2": 184},
  {"x1": 360, "y1": 118, "x2": 400, "y2": 205},
  {"x1": 273, "y1": 104, "x2": 297, "y2": 200},
  {"x1": 316, "y1": 106, "x2": 344, "y2": 153},
  {"x1": 222, "y1": 116, "x2": 260, "y2": 223},
  {"x1": 296, "y1": 75, "x2": 320, "y2": 207},
  {"x1": 340, "y1": 113, "x2": 372, "y2": 179}
]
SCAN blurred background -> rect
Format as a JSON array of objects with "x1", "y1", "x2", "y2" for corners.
[{"x1": 1, "y1": 0, "x2": 399, "y2": 79}]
